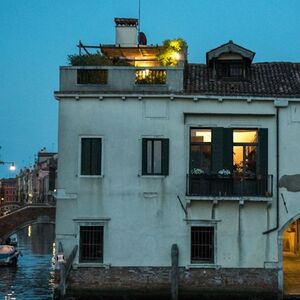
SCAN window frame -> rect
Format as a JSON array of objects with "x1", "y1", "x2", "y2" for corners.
[
  {"x1": 233, "y1": 129, "x2": 258, "y2": 178},
  {"x1": 190, "y1": 226, "x2": 215, "y2": 264},
  {"x1": 187, "y1": 221, "x2": 217, "y2": 267},
  {"x1": 189, "y1": 128, "x2": 212, "y2": 175},
  {"x1": 79, "y1": 136, "x2": 104, "y2": 178},
  {"x1": 141, "y1": 138, "x2": 169, "y2": 176},
  {"x1": 74, "y1": 218, "x2": 110, "y2": 267},
  {"x1": 79, "y1": 225, "x2": 104, "y2": 263}
]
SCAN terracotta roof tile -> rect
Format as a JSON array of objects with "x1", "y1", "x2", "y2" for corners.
[{"x1": 184, "y1": 62, "x2": 300, "y2": 97}]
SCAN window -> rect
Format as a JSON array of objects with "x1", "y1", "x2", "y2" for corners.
[
  {"x1": 191, "y1": 226, "x2": 214, "y2": 264},
  {"x1": 80, "y1": 137, "x2": 102, "y2": 176},
  {"x1": 190, "y1": 129, "x2": 212, "y2": 175},
  {"x1": 142, "y1": 138, "x2": 169, "y2": 175},
  {"x1": 233, "y1": 129, "x2": 258, "y2": 177},
  {"x1": 188, "y1": 127, "x2": 269, "y2": 196},
  {"x1": 216, "y1": 61, "x2": 244, "y2": 80},
  {"x1": 79, "y1": 226, "x2": 103, "y2": 263},
  {"x1": 77, "y1": 69, "x2": 108, "y2": 84}
]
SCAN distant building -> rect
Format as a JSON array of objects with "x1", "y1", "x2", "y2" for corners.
[
  {"x1": 0, "y1": 178, "x2": 17, "y2": 203},
  {"x1": 15, "y1": 150, "x2": 57, "y2": 204},
  {"x1": 54, "y1": 18, "x2": 300, "y2": 298}
]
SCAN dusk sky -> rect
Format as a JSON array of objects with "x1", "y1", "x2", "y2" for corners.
[{"x1": 1, "y1": 0, "x2": 300, "y2": 178}]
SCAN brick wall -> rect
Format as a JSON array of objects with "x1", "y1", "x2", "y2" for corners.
[{"x1": 62, "y1": 267, "x2": 278, "y2": 299}]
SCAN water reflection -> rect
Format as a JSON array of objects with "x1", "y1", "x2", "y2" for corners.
[{"x1": 0, "y1": 224, "x2": 55, "y2": 300}]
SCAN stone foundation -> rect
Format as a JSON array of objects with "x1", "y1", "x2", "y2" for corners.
[{"x1": 55, "y1": 267, "x2": 278, "y2": 299}]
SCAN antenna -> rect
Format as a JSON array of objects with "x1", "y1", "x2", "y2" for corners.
[{"x1": 138, "y1": 0, "x2": 141, "y2": 33}]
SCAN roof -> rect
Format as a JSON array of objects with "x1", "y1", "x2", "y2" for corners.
[{"x1": 184, "y1": 62, "x2": 300, "y2": 97}]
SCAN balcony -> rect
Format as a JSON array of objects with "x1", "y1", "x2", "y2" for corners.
[
  {"x1": 186, "y1": 174, "x2": 273, "y2": 198},
  {"x1": 59, "y1": 66, "x2": 183, "y2": 93}
]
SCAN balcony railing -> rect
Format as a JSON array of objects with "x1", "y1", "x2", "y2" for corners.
[
  {"x1": 186, "y1": 174, "x2": 273, "y2": 197},
  {"x1": 58, "y1": 66, "x2": 183, "y2": 93}
]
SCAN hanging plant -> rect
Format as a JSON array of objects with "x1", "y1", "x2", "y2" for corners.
[{"x1": 157, "y1": 38, "x2": 187, "y2": 66}]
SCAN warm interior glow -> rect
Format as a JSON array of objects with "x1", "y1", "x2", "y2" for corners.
[
  {"x1": 28, "y1": 225, "x2": 32, "y2": 237},
  {"x1": 191, "y1": 129, "x2": 211, "y2": 143},
  {"x1": 233, "y1": 130, "x2": 257, "y2": 143}
]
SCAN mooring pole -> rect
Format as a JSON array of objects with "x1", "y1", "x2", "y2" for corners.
[{"x1": 171, "y1": 244, "x2": 179, "y2": 300}]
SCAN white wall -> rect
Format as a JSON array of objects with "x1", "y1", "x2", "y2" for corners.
[{"x1": 55, "y1": 96, "x2": 300, "y2": 268}]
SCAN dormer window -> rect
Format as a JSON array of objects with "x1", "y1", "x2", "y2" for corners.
[
  {"x1": 206, "y1": 41, "x2": 255, "y2": 81},
  {"x1": 216, "y1": 61, "x2": 244, "y2": 79}
]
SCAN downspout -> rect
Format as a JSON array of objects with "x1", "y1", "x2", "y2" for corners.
[{"x1": 263, "y1": 106, "x2": 279, "y2": 234}]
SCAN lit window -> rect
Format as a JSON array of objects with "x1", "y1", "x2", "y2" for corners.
[
  {"x1": 233, "y1": 130, "x2": 258, "y2": 177},
  {"x1": 190, "y1": 129, "x2": 212, "y2": 175}
]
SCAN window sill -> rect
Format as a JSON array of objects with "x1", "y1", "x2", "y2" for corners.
[
  {"x1": 186, "y1": 264, "x2": 220, "y2": 269},
  {"x1": 74, "y1": 263, "x2": 111, "y2": 268},
  {"x1": 78, "y1": 175, "x2": 104, "y2": 178},
  {"x1": 140, "y1": 175, "x2": 167, "y2": 178}
]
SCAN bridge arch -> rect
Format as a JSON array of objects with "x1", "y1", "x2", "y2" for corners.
[
  {"x1": 278, "y1": 214, "x2": 300, "y2": 296},
  {"x1": 0, "y1": 205, "x2": 55, "y2": 240}
]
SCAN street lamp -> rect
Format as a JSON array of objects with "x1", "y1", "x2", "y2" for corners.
[{"x1": 0, "y1": 161, "x2": 16, "y2": 172}]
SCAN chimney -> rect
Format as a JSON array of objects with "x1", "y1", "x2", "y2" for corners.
[{"x1": 115, "y1": 18, "x2": 138, "y2": 47}]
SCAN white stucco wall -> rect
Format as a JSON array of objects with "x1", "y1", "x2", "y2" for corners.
[{"x1": 55, "y1": 96, "x2": 300, "y2": 269}]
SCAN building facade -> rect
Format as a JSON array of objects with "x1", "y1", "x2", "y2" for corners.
[{"x1": 54, "y1": 18, "x2": 300, "y2": 298}]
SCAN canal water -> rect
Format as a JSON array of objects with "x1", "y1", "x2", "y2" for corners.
[{"x1": 0, "y1": 224, "x2": 55, "y2": 300}]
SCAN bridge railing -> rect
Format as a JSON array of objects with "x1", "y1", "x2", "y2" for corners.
[{"x1": 56, "y1": 242, "x2": 78, "y2": 299}]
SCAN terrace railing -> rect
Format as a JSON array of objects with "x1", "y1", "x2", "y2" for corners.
[{"x1": 186, "y1": 174, "x2": 273, "y2": 197}]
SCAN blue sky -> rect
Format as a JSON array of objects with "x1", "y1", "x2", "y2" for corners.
[{"x1": 1, "y1": 0, "x2": 300, "y2": 177}]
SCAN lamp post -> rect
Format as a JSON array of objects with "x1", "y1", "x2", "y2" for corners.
[{"x1": 0, "y1": 161, "x2": 16, "y2": 171}]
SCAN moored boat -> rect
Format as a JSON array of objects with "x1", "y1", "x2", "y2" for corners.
[{"x1": 0, "y1": 245, "x2": 19, "y2": 266}]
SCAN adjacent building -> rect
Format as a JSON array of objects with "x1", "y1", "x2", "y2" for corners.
[{"x1": 54, "y1": 18, "x2": 300, "y2": 298}]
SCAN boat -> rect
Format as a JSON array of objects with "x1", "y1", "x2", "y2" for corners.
[{"x1": 0, "y1": 245, "x2": 20, "y2": 266}]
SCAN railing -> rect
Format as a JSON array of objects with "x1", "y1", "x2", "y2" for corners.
[
  {"x1": 77, "y1": 69, "x2": 108, "y2": 84},
  {"x1": 135, "y1": 69, "x2": 166, "y2": 84},
  {"x1": 56, "y1": 242, "x2": 78, "y2": 299},
  {"x1": 186, "y1": 174, "x2": 273, "y2": 197},
  {"x1": 58, "y1": 66, "x2": 184, "y2": 93}
]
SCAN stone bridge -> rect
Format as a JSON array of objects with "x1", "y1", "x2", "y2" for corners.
[{"x1": 0, "y1": 204, "x2": 56, "y2": 240}]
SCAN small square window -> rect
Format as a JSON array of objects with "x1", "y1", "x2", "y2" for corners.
[
  {"x1": 79, "y1": 226, "x2": 103, "y2": 263},
  {"x1": 191, "y1": 226, "x2": 214, "y2": 264},
  {"x1": 80, "y1": 137, "x2": 102, "y2": 176}
]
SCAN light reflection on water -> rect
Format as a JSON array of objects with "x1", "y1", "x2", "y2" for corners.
[{"x1": 0, "y1": 224, "x2": 55, "y2": 300}]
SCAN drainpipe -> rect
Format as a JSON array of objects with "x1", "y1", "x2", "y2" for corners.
[
  {"x1": 263, "y1": 106, "x2": 279, "y2": 234},
  {"x1": 263, "y1": 100, "x2": 288, "y2": 235}
]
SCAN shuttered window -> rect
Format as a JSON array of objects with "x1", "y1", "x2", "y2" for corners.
[
  {"x1": 142, "y1": 138, "x2": 169, "y2": 175},
  {"x1": 81, "y1": 138, "x2": 102, "y2": 176}
]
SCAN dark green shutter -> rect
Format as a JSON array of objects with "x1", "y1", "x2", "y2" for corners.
[
  {"x1": 91, "y1": 138, "x2": 101, "y2": 175},
  {"x1": 212, "y1": 128, "x2": 233, "y2": 173},
  {"x1": 258, "y1": 128, "x2": 268, "y2": 177},
  {"x1": 212, "y1": 128, "x2": 224, "y2": 173},
  {"x1": 142, "y1": 138, "x2": 147, "y2": 175},
  {"x1": 223, "y1": 128, "x2": 233, "y2": 172},
  {"x1": 161, "y1": 139, "x2": 169, "y2": 175},
  {"x1": 81, "y1": 138, "x2": 91, "y2": 175}
]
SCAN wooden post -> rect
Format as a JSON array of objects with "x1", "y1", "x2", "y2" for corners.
[
  {"x1": 171, "y1": 244, "x2": 179, "y2": 300},
  {"x1": 58, "y1": 242, "x2": 66, "y2": 299}
]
